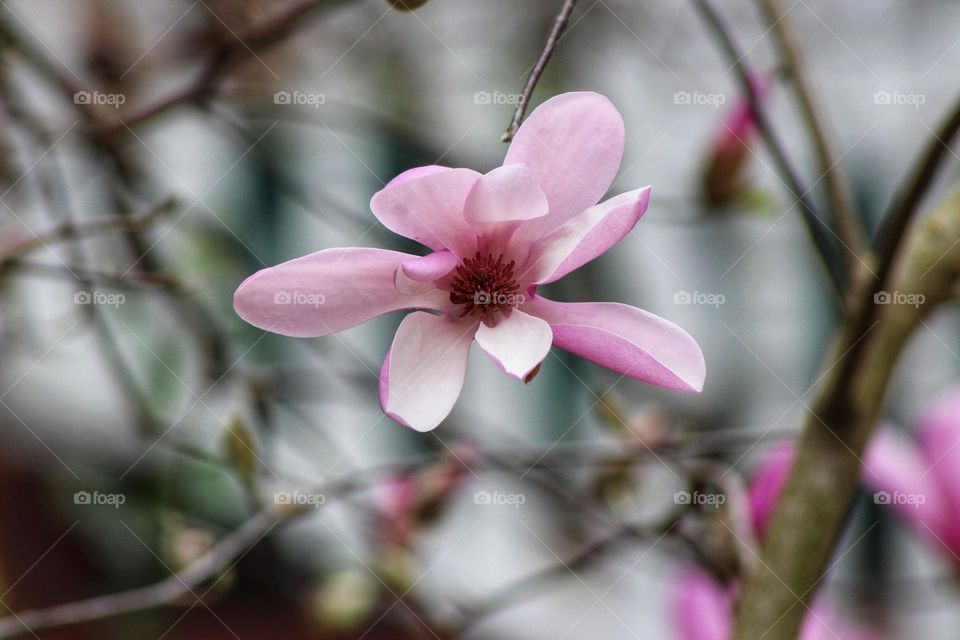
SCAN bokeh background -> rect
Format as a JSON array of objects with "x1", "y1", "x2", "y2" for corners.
[{"x1": 1, "y1": 0, "x2": 959, "y2": 638}]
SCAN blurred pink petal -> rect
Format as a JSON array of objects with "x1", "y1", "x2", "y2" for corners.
[
  {"x1": 864, "y1": 425, "x2": 960, "y2": 556},
  {"x1": 673, "y1": 569, "x2": 733, "y2": 640},
  {"x1": 917, "y1": 389, "x2": 960, "y2": 523},
  {"x1": 747, "y1": 444, "x2": 795, "y2": 540}
]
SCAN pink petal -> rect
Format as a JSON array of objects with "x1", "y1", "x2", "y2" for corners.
[
  {"x1": 863, "y1": 426, "x2": 960, "y2": 555},
  {"x1": 463, "y1": 164, "x2": 548, "y2": 225},
  {"x1": 474, "y1": 309, "x2": 553, "y2": 380},
  {"x1": 401, "y1": 250, "x2": 460, "y2": 282},
  {"x1": 522, "y1": 186, "x2": 651, "y2": 284},
  {"x1": 747, "y1": 444, "x2": 794, "y2": 541},
  {"x1": 370, "y1": 166, "x2": 480, "y2": 256},
  {"x1": 379, "y1": 312, "x2": 477, "y2": 432},
  {"x1": 917, "y1": 388, "x2": 960, "y2": 520},
  {"x1": 505, "y1": 92, "x2": 625, "y2": 239},
  {"x1": 395, "y1": 250, "x2": 460, "y2": 295},
  {"x1": 799, "y1": 603, "x2": 878, "y2": 640},
  {"x1": 672, "y1": 569, "x2": 732, "y2": 640},
  {"x1": 385, "y1": 165, "x2": 448, "y2": 187},
  {"x1": 525, "y1": 297, "x2": 705, "y2": 392},
  {"x1": 234, "y1": 248, "x2": 447, "y2": 337}
]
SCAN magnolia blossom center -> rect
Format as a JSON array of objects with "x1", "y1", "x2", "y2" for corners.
[{"x1": 449, "y1": 251, "x2": 522, "y2": 321}]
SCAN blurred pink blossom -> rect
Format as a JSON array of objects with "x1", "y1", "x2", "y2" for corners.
[
  {"x1": 703, "y1": 73, "x2": 772, "y2": 207},
  {"x1": 235, "y1": 92, "x2": 705, "y2": 431},
  {"x1": 864, "y1": 388, "x2": 960, "y2": 562},
  {"x1": 673, "y1": 443, "x2": 878, "y2": 640}
]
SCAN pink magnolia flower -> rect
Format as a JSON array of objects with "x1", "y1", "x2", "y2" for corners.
[
  {"x1": 234, "y1": 92, "x2": 705, "y2": 431},
  {"x1": 864, "y1": 388, "x2": 960, "y2": 563},
  {"x1": 673, "y1": 444, "x2": 878, "y2": 640}
]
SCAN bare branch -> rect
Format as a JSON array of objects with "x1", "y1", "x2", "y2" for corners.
[{"x1": 502, "y1": 0, "x2": 579, "y2": 142}]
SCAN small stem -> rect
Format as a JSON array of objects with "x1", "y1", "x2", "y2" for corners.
[
  {"x1": 693, "y1": 0, "x2": 846, "y2": 299},
  {"x1": 758, "y1": 0, "x2": 864, "y2": 271},
  {"x1": 501, "y1": 0, "x2": 579, "y2": 142}
]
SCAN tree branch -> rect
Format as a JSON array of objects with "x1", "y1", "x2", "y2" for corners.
[
  {"x1": 693, "y1": 0, "x2": 846, "y2": 299},
  {"x1": 502, "y1": 0, "x2": 579, "y2": 142},
  {"x1": 758, "y1": 0, "x2": 864, "y2": 271}
]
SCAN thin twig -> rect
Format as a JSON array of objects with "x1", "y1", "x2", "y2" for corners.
[
  {"x1": 502, "y1": 0, "x2": 579, "y2": 142},
  {"x1": 692, "y1": 0, "x2": 846, "y2": 299},
  {"x1": 0, "y1": 508, "x2": 285, "y2": 639},
  {"x1": 0, "y1": 199, "x2": 176, "y2": 267},
  {"x1": 758, "y1": 0, "x2": 864, "y2": 271},
  {"x1": 104, "y1": 0, "x2": 353, "y2": 134}
]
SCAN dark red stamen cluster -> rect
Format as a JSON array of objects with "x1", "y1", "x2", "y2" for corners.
[{"x1": 449, "y1": 252, "x2": 520, "y2": 321}]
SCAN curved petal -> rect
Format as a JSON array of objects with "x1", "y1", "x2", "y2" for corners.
[
  {"x1": 505, "y1": 92, "x2": 625, "y2": 238},
  {"x1": 475, "y1": 309, "x2": 553, "y2": 380},
  {"x1": 379, "y1": 312, "x2": 477, "y2": 432},
  {"x1": 672, "y1": 569, "x2": 732, "y2": 640},
  {"x1": 463, "y1": 164, "x2": 548, "y2": 225},
  {"x1": 395, "y1": 250, "x2": 459, "y2": 295},
  {"x1": 747, "y1": 444, "x2": 794, "y2": 541},
  {"x1": 370, "y1": 167, "x2": 480, "y2": 256},
  {"x1": 863, "y1": 426, "x2": 960, "y2": 554},
  {"x1": 385, "y1": 165, "x2": 448, "y2": 188},
  {"x1": 917, "y1": 388, "x2": 960, "y2": 518},
  {"x1": 522, "y1": 186, "x2": 651, "y2": 284},
  {"x1": 234, "y1": 248, "x2": 447, "y2": 337},
  {"x1": 525, "y1": 297, "x2": 706, "y2": 392}
]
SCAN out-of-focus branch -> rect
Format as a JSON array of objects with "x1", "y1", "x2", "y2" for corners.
[
  {"x1": 0, "y1": 199, "x2": 176, "y2": 268},
  {"x1": 731, "y1": 187, "x2": 960, "y2": 639},
  {"x1": 0, "y1": 507, "x2": 286, "y2": 639},
  {"x1": 454, "y1": 519, "x2": 678, "y2": 634},
  {"x1": 502, "y1": 0, "x2": 579, "y2": 142},
  {"x1": 693, "y1": 0, "x2": 846, "y2": 299},
  {"x1": 758, "y1": 0, "x2": 864, "y2": 270},
  {"x1": 104, "y1": 0, "x2": 352, "y2": 134},
  {"x1": 871, "y1": 93, "x2": 960, "y2": 290}
]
